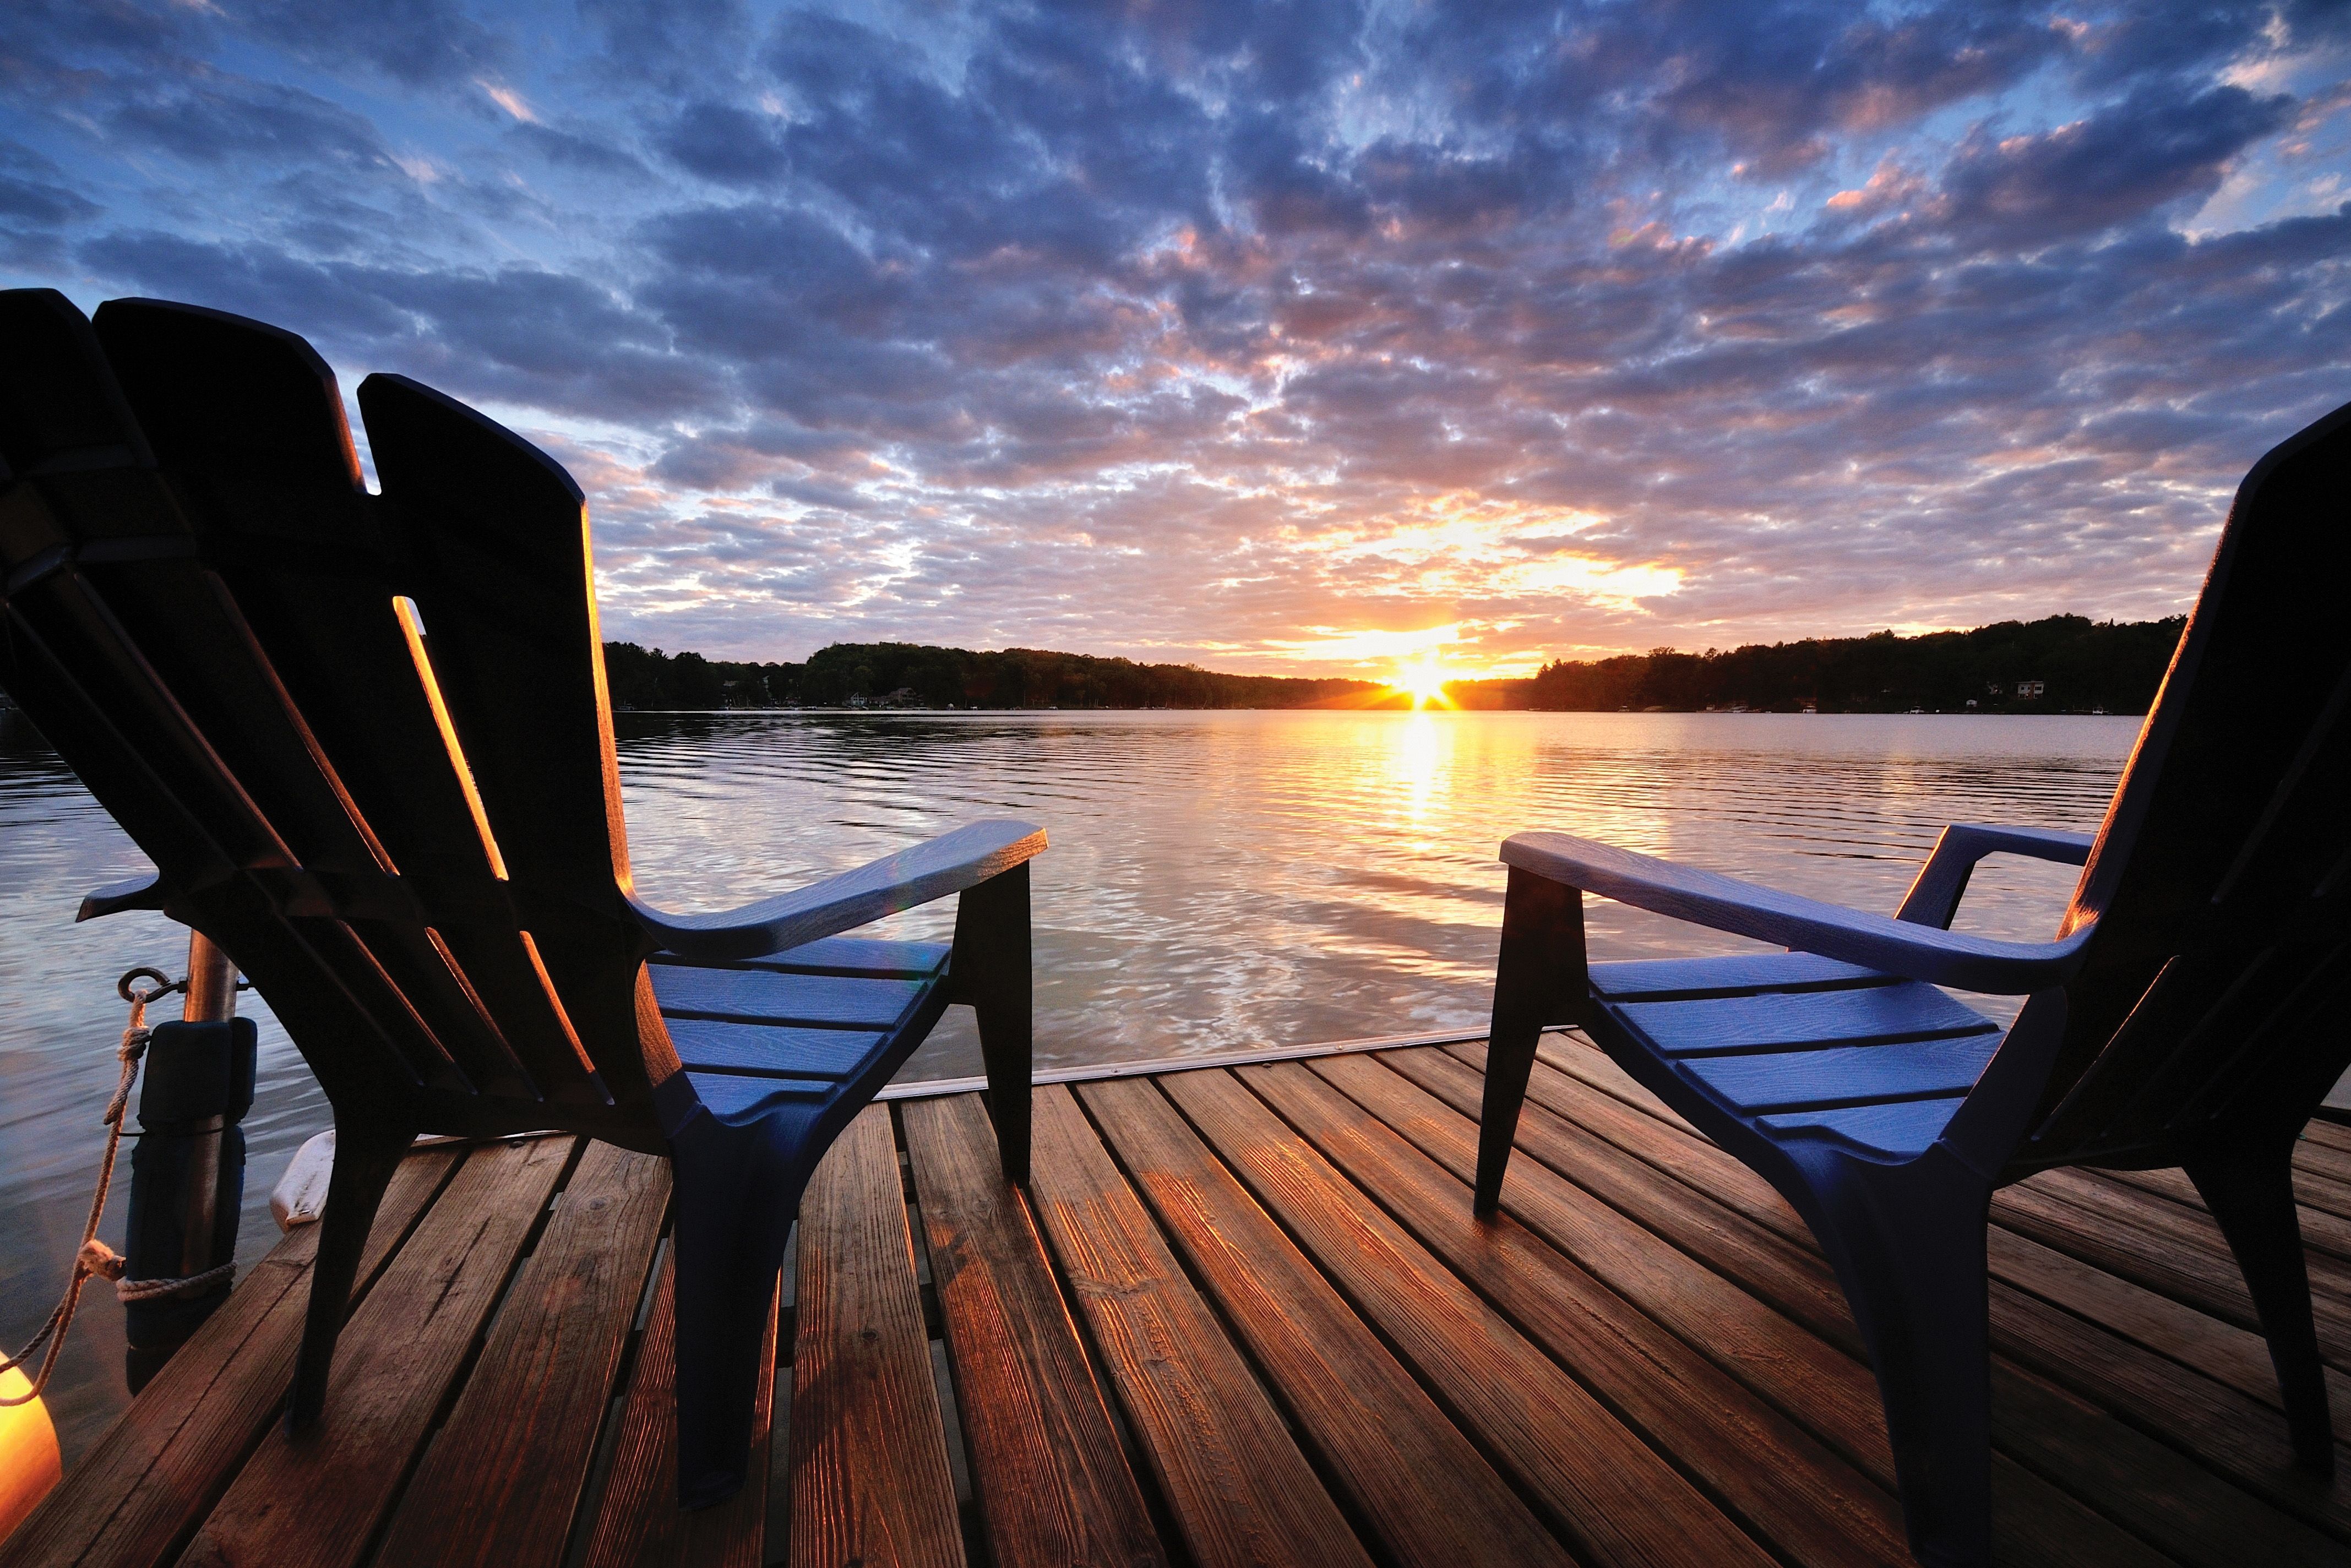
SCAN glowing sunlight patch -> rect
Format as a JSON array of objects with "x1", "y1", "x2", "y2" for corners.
[
  {"x1": 1264, "y1": 623, "x2": 1465, "y2": 664},
  {"x1": 1389, "y1": 654, "x2": 1455, "y2": 709}
]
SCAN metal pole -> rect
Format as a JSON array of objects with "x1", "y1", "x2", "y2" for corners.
[
  {"x1": 122, "y1": 932, "x2": 253, "y2": 1391},
  {"x1": 175, "y1": 933, "x2": 237, "y2": 1280}
]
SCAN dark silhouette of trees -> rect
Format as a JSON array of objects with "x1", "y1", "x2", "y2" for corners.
[
  {"x1": 600, "y1": 640, "x2": 1378, "y2": 710},
  {"x1": 602, "y1": 615, "x2": 2185, "y2": 715},
  {"x1": 1504, "y1": 615, "x2": 2183, "y2": 714}
]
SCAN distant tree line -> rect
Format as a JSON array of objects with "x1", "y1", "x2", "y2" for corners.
[
  {"x1": 602, "y1": 639, "x2": 1379, "y2": 710},
  {"x1": 1469, "y1": 615, "x2": 2184, "y2": 714},
  {"x1": 602, "y1": 614, "x2": 2185, "y2": 715}
]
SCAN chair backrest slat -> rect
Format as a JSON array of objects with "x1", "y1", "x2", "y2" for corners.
[
  {"x1": 106, "y1": 304, "x2": 629, "y2": 1106},
  {"x1": 3, "y1": 291, "x2": 672, "y2": 1134},
  {"x1": 2012, "y1": 399, "x2": 2351, "y2": 1168},
  {"x1": 357, "y1": 373, "x2": 669, "y2": 1103}
]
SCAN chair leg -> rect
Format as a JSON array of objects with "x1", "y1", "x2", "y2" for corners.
[
  {"x1": 2186, "y1": 1141, "x2": 2334, "y2": 1473},
  {"x1": 1805, "y1": 1156, "x2": 1996, "y2": 1568},
  {"x1": 668, "y1": 1121, "x2": 802, "y2": 1509},
  {"x1": 1476, "y1": 867, "x2": 1586, "y2": 1214},
  {"x1": 953, "y1": 862, "x2": 1032, "y2": 1185},
  {"x1": 287, "y1": 1119, "x2": 411, "y2": 1431}
]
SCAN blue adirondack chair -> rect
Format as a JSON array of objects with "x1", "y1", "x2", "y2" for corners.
[
  {"x1": 1476, "y1": 396, "x2": 2351, "y2": 1568},
  {"x1": 0, "y1": 289, "x2": 1043, "y2": 1507}
]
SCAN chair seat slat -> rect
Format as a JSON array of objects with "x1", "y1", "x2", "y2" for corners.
[
  {"x1": 649, "y1": 935, "x2": 950, "y2": 981},
  {"x1": 1757, "y1": 1097, "x2": 1968, "y2": 1159},
  {"x1": 648, "y1": 963, "x2": 928, "y2": 1030},
  {"x1": 1612, "y1": 980, "x2": 1999, "y2": 1058},
  {"x1": 667, "y1": 1018, "x2": 889, "y2": 1080},
  {"x1": 1590, "y1": 951, "x2": 1892, "y2": 1000},
  {"x1": 1672, "y1": 1035, "x2": 2003, "y2": 1114}
]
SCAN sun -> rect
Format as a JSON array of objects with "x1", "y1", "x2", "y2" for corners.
[{"x1": 1390, "y1": 656, "x2": 1454, "y2": 709}]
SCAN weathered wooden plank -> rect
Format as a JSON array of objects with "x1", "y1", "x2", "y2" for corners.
[
  {"x1": 1506, "y1": 1041, "x2": 2351, "y2": 1547},
  {"x1": 2091, "y1": 1166, "x2": 2351, "y2": 1260},
  {"x1": 1401, "y1": 1049, "x2": 2345, "y2": 1568},
  {"x1": 1411, "y1": 1050, "x2": 1865, "y2": 1353},
  {"x1": 1466, "y1": 1041, "x2": 1816, "y2": 1250},
  {"x1": 0, "y1": 1144, "x2": 461, "y2": 1568},
  {"x1": 1023, "y1": 1084, "x2": 1373, "y2": 1568},
  {"x1": 1535, "y1": 1035, "x2": 1702, "y2": 1135},
  {"x1": 1139, "y1": 1069, "x2": 1775, "y2": 1568},
  {"x1": 371, "y1": 1141, "x2": 671, "y2": 1568},
  {"x1": 1485, "y1": 1039, "x2": 2351, "y2": 1439},
  {"x1": 1386, "y1": 1046, "x2": 1890, "y2": 1477},
  {"x1": 1249, "y1": 1057, "x2": 1912, "y2": 1568},
  {"x1": 1995, "y1": 1178, "x2": 2351, "y2": 1370},
  {"x1": 2292, "y1": 1133, "x2": 2351, "y2": 1191},
  {"x1": 175, "y1": 1135, "x2": 576, "y2": 1568},
  {"x1": 1988, "y1": 1228, "x2": 2351, "y2": 1436},
  {"x1": 2289, "y1": 1166, "x2": 2351, "y2": 1225},
  {"x1": 2028, "y1": 1169, "x2": 2351, "y2": 1307},
  {"x1": 1359, "y1": 1050, "x2": 2162, "y2": 1568},
  {"x1": 1513, "y1": 1039, "x2": 2351, "y2": 1439},
  {"x1": 900, "y1": 1093, "x2": 1166, "y2": 1568},
  {"x1": 1075, "y1": 1076, "x2": 1581, "y2": 1568},
  {"x1": 2301, "y1": 1120, "x2": 2351, "y2": 1156},
  {"x1": 1508, "y1": 1041, "x2": 2351, "y2": 1393},
  {"x1": 790, "y1": 1106, "x2": 964, "y2": 1568},
  {"x1": 1987, "y1": 1358, "x2": 2347, "y2": 1568},
  {"x1": 575, "y1": 1253, "x2": 775, "y2": 1568},
  {"x1": 2078, "y1": 1166, "x2": 2351, "y2": 1266},
  {"x1": 1986, "y1": 1271, "x2": 2351, "y2": 1540}
]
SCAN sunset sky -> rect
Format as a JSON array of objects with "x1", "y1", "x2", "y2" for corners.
[{"x1": 5, "y1": 2, "x2": 2347, "y2": 679}]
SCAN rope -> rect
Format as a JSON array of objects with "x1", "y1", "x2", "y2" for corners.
[{"x1": 0, "y1": 966, "x2": 213, "y2": 1407}]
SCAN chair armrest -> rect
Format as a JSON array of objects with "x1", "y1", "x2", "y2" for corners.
[
  {"x1": 1893, "y1": 824, "x2": 2094, "y2": 929},
  {"x1": 77, "y1": 873, "x2": 168, "y2": 922},
  {"x1": 1501, "y1": 831, "x2": 2093, "y2": 994},
  {"x1": 628, "y1": 819, "x2": 1047, "y2": 963}
]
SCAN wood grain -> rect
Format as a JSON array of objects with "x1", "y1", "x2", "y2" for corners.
[
  {"x1": 1404, "y1": 1046, "x2": 2345, "y2": 1568},
  {"x1": 1141, "y1": 1068, "x2": 1775, "y2": 1568},
  {"x1": 1995, "y1": 1176, "x2": 2351, "y2": 1369},
  {"x1": 788, "y1": 1106, "x2": 964, "y2": 1568},
  {"x1": 0, "y1": 1144, "x2": 460, "y2": 1568},
  {"x1": 1259, "y1": 1055, "x2": 1911, "y2": 1568},
  {"x1": 371, "y1": 1141, "x2": 671, "y2": 1568},
  {"x1": 175, "y1": 1135, "x2": 576, "y2": 1568},
  {"x1": 575, "y1": 1253, "x2": 775, "y2": 1568},
  {"x1": 1522, "y1": 1037, "x2": 2351, "y2": 1433},
  {"x1": 1074, "y1": 1076, "x2": 1578, "y2": 1568},
  {"x1": 2095, "y1": 1166, "x2": 2351, "y2": 1264},
  {"x1": 1378, "y1": 1048, "x2": 2174, "y2": 1568},
  {"x1": 1022, "y1": 1084, "x2": 1373, "y2": 1568},
  {"x1": 901, "y1": 1093, "x2": 1165, "y2": 1568},
  {"x1": 2032, "y1": 1167, "x2": 2351, "y2": 1303}
]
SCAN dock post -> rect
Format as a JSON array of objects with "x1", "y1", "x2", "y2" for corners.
[{"x1": 122, "y1": 933, "x2": 256, "y2": 1392}]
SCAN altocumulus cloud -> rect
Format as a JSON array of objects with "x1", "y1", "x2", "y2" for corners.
[{"x1": 5, "y1": 0, "x2": 2347, "y2": 676}]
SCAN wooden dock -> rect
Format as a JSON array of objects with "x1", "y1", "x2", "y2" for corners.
[{"x1": 8, "y1": 1033, "x2": 2351, "y2": 1568}]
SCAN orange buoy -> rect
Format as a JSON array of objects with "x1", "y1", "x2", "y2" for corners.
[{"x1": 0, "y1": 1366, "x2": 62, "y2": 1543}]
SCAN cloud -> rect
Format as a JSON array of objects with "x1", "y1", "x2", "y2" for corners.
[
  {"x1": 6, "y1": 0, "x2": 2347, "y2": 676},
  {"x1": 1941, "y1": 84, "x2": 2294, "y2": 244},
  {"x1": 235, "y1": 0, "x2": 511, "y2": 89}
]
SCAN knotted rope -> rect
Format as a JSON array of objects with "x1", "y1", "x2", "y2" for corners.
[{"x1": 0, "y1": 966, "x2": 231, "y2": 1406}]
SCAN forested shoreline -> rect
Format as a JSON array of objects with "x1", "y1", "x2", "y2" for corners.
[
  {"x1": 603, "y1": 614, "x2": 2183, "y2": 715},
  {"x1": 602, "y1": 640, "x2": 1380, "y2": 711}
]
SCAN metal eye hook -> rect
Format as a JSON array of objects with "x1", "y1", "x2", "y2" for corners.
[{"x1": 116, "y1": 966, "x2": 182, "y2": 1006}]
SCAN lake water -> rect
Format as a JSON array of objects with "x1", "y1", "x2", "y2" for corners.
[{"x1": 1, "y1": 708, "x2": 2138, "y2": 1457}]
